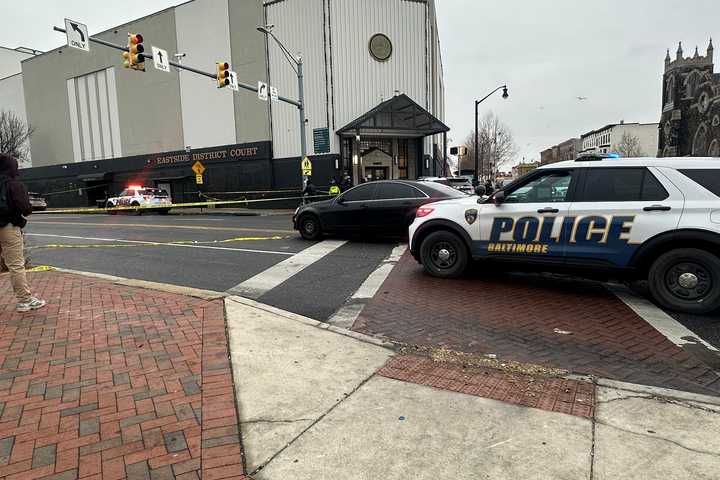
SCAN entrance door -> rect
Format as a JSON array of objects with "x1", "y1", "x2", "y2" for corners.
[{"x1": 365, "y1": 167, "x2": 388, "y2": 181}]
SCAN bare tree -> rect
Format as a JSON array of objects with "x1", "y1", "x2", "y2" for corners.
[
  {"x1": 614, "y1": 132, "x2": 644, "y2": 157},
  {"x1": 459, "y1": 112, "x2": 517, "y2": 178},
  {"x1": 0, "y1": 110, "x2": 33, "y2": 165}
]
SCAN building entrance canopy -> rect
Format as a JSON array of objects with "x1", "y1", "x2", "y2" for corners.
[{"x1": 337, "y1": 94, "x2": 449, "y2": 138}]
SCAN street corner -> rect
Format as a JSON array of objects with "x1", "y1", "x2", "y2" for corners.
[
  {"x1": 222, "y1": 295, "x2": 393, "y2": 474},
  {"x1": 0, "y1": 271, "x2": 246, "y2": 480},
  {"x1": 352, "y1": 252, "x2": 720, "y2": 397},
  {"x1": 378, "y1": 348, "x2": 596, "y2": 418}
]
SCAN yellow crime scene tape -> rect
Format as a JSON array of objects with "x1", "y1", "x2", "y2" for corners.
[{"x1": 34, "y1": 193, "x2": 334, "y2": 215}]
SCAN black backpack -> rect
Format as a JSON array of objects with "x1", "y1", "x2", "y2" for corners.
[{"x1": 0, "y1": 178, "x2": 12, "y2": 219}]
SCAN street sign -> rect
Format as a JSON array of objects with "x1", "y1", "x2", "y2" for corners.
[
  {"x1": 228, "y1": 71, "x2": 239, "y2": 92},
  {"x1": 64, "y1": 19, "x2": 89, "y2": 52},
  {"x1": 152, "y1": 46, "x2": 170, "y2": 72},
  {"x1": 196, "y1": 174, "x2": 204, "y2": 185},
  {"x1": 301, "y1": 157, "x2": 312, "y2": 176},
  {"x1": 192, "y1": 161, "x2": 205, "y2": 175},
  {"x1": 270, "y1": 86, "x2": 279, "y2": 103},
  {"x1": 258, "y1": 81, "x2": 268, "y2": 101}
]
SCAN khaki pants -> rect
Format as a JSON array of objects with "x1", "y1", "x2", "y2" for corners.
[{"x1": 0, "y1": 224, "x2": 31, "y2": 303}]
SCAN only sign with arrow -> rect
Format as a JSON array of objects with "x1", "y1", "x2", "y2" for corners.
[
  {"x1": 64, "y1": 19, "x2": 89, "y2": 52},
  {"x1": 152, "y1": 46, "x2": 170, "y2": 73}
]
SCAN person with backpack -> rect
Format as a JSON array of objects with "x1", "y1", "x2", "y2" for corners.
[{"x1": 0, "y1": 153, "x2": 46, "y2": 313}]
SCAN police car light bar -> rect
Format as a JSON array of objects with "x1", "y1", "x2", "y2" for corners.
[{"x1": 575, "y1": 152, "x2": 620, "y2": 162}]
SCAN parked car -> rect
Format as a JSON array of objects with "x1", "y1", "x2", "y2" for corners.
[
  {"x1": 28, "y1": 192, "x2": 47, "y2": 211},
  {"x1": 409, "y1": 155, "x2": 720, "y2": 314},
  {"x1": 105, "y1": 186, "x2": 172, "y2": 215},
  {"x1": 419, "y1": 177, "x2": 474, "y2": 195},
  {"x1": 293, "y1": 180, "x2": 465, "y2": 240}
]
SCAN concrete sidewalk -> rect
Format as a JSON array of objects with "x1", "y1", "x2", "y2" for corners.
[{"x1": 226, "y1": 296, "x2": 720, "y2": 480}]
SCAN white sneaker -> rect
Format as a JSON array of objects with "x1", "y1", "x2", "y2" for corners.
[{"x1": 16, "y1": 297, "x2": 47, "y2": 313}]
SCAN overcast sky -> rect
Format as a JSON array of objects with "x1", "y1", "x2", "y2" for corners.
[{"x1": 3, "y1": 0, "x2": 719, "y2": 168}]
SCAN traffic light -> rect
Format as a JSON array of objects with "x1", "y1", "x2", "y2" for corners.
[
  {"x1": 122, "y1": 33, "x2": 145, "y2": 71},
  {"x1": 216, "y1": 62, "x2": 230, "y2": 88}
]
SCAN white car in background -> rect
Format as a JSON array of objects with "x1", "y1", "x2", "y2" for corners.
[{"x1": 106, "y1": 186, "x2": 172, "y2": 215}]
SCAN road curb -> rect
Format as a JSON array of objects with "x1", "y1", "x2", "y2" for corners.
[
  {"x1": 48, "y1": 267, "x2": 227, "y2": 300},
  {"x1": 225, "y1": 295, "x2": 397, "y2": 350},
  {"x1": 594, "y1": 377, "x2": 720, "y2": 406}
]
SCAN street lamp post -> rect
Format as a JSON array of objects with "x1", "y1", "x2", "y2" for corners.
[
  {"x1": 474, "y1": 85, "x2": 509, "y2": 185},
  {"x1": 257, "y1": 25, "x2": 308, "y2": 192}
]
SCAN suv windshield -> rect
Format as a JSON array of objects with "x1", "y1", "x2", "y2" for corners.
[{"x1": 138, "y1": 189, "x2": 169, "y2": 197}]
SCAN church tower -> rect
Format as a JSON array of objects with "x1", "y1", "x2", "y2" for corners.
[{"x1": 658, "y1": 38, "x2": 719, "y2": 157}]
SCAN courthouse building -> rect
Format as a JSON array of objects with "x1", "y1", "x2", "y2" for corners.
[{"x1": 0, "y1": 0, "x2": 446, "y2": 207}]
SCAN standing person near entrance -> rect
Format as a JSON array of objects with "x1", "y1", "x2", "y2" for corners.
[
  {"x1": 340, "y1": 174, "x2": 352, "y2": 192},
  {"x1": 328, "y1": 178, "x2": 341, "y2": 196},
  {"x1": 0, "y1": 153, "x2": 46, "y2": 313}
]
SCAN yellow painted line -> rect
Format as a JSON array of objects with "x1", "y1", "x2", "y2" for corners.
[
  {"x1": 25, "y1": 233, "x2": 296, "y2": 256},
  {"x1": 28, "y1": 221, "x2": 295, "y2": 234},
  {"x1": 28, "y1": 236, "x2": 287, "y2": 250},
  {"x1": 26, "y1": 265, "x2": 55, "y2": 272}
]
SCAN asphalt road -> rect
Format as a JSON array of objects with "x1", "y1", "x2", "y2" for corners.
[
  {"x1": 24, "y1": 213, "x2": 399, "y2": 321},
  {"x1": 23, "y1": 212, "x2": 720, "y2": 349}
]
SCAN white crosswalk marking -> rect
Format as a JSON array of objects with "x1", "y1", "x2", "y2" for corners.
[
  {"x1": 328, "y1": 244, "x2": 407, "y2": 328},
  {"x1": 227, "y1": 240, "x2": 348, "y2": 299}
]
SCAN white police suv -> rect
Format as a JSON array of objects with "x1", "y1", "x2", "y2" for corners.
[
  {"x1": 105, "y1": 185, "x2": 172, "y2": 215},
  {"x1": 409, "y1": 156, "x2": 720, "y2": 314}
]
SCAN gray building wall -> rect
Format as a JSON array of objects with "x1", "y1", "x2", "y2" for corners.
[
  {"x1": 0, "y1": 47, "x2": 33, "y2": 79},
  {"x1": 229, "y1": 0, "x2": 271, "y2": 144},
  {"x1": 175, "y1": 0, "x2": 237, "y2": 150},
  {"x1": 0, "y1": 73, "x2": 32, "y2": 167},
  {"x1": 22, "y1": 9, "x2": 184, "y2": 167}
]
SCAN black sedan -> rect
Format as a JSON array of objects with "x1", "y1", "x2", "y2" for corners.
[{"x1": 293, "y1": 180, "x2": 466, "y2": 240}]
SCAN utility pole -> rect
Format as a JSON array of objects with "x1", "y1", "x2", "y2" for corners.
[
  {"x1": 473, "y1": 85, "x2": 509, "y2": 185},
  {"x1": 258, "y1": 26, "x2": 307, "y2": 192}
]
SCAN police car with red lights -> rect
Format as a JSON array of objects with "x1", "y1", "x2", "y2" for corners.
[
  {"x1": 105, "y1": 185, "x2": 172, "y2": 215},
  {"x1": 409, "y1": 154, "x2": 720, "y2": 314}
]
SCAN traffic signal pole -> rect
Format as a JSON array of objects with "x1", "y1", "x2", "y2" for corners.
[
  {"x1": 53, "y1": 26, "x2": 302, "y2": 109},
  {"x1": 297, "y1": 57, "x2": 308, "y2": 192}
]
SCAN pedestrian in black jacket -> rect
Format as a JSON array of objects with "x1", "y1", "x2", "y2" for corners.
[{"x1": 0, "y1": 153, "x2": 46, "y2": 312}]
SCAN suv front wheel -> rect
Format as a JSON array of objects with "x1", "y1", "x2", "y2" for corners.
[
  {"x1": 420, "y1": 231, "x2": 469, "y2": 278},
  {"x1": 648, "y1": 248, "x2": 720, "y2": 314}
]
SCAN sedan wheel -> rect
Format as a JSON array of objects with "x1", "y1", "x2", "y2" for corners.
[{"x1": 299, "y1": 215, "x2": 322, "y2": 241}]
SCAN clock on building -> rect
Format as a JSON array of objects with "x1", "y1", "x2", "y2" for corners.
[{"x1": 369, "y1": 33, "x2": 393, "y2": 61}]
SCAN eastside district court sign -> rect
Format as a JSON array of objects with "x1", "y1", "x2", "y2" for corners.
[{"x1": 149, "y1": 143, "x2": 269, "y2": 167}]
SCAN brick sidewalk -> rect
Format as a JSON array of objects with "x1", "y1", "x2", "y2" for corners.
[
  {"x1": 354, "y1": 254, "x2": 720, "y2": 396},
  {"x1": 0, "y1": 272, "x2": 245, "y2": 480}
]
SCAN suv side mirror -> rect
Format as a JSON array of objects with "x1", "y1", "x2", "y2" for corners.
[
  {"x1": 493, "y1": 191, "x2": 506, "y2": 205},
  {"x1": 336, "y1": 196, "x2": 345, "y2": 204}
]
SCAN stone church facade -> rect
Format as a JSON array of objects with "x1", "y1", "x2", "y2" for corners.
[{"x1": 658, "y1": 39, "x2": 720, "y2": 157}]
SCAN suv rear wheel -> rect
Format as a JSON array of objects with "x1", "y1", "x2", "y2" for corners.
[
  {"x1": 420, "y1": 231, "x2": 469, "y2": 278},
  {"x1": 648, "y1": 248, "x2": 720, "y2": 314}
]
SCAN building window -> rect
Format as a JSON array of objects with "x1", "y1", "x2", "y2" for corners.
[{"x1": 67, "y1": 67, "x2": 122, "y2": 162}]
